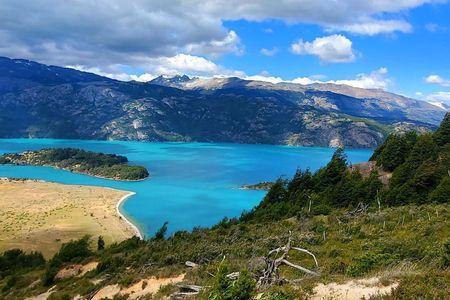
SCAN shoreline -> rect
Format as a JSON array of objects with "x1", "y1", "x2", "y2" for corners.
[
  {"x1": 6, "y1": 163, "x2": 149, "y2": 182},
  {"x1": 116, "y1": 192, "x2": 144, "y2": 239},
  {"x1": 0, "y1": 176, "x2": 144, "y2": 240}
]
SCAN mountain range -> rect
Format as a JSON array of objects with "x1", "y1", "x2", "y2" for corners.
[{"x1": 0, "y1": 56, "x2": 446, "y2": 147}]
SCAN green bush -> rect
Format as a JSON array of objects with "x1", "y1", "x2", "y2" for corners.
[
  {"x1": 346, "y1": 252, "x2": 398, "y2": 277},
  {"x1": 207, "y1": 264, "x2": 256, "y2": 300},
  {"x1": 442, "y1": 241, "x2": 450, "y2": 268},
  {"x1": 391, "y1": 270, "x2": 450, "y2": 299},
  {"x1": 260, "y1": 286, "x2": 306, "y2": 300},
  {"x1": 0, "y1": 249, "x2": 45, "y2": 278},
  {"x1": 43, "y1": 236, "x2": 93, "y2": 285},
  {"x1": 429, "y1": 177, "x2": 450, "y2": 204}
]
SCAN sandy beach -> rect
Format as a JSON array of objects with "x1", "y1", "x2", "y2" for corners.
[
  {"x1": 0, "y1": 178, "x2": 140, "y2": 257},
  {"x1": 116, "y1": 192, "x2": 144, "y2": 239}
]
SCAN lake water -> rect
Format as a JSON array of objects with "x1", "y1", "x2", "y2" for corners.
[{"x1": 0, "y1": 139, "x2": 372, "y2": 238}]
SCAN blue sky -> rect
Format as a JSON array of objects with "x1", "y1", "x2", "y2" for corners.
[
  {"x1": 218, "y1": 3, "x2": 450, "y2": 99},
  {"x1": 0, "y1": 0, "x2": 449, "y2": 106}
]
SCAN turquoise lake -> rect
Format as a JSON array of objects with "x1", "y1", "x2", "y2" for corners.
[{"x1": 0, "y1": 139, "x2": 372, "y2": 238}]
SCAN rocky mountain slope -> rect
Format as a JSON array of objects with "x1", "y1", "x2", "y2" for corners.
[{"x1": 0, "y1": 56, "x2": 446, "y2": 147}]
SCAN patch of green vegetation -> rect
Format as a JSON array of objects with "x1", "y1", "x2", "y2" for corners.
[
  {"x1": 43, "y1": 235, "x2": 93, "y2": 286},
  {"x1": 0, "y1": 148, "x2": 149, "y2": 180}
]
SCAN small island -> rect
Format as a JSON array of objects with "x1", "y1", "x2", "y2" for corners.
[
  {"x1": 241, "y1": 181, "x2": 274, "y2": 191},
  {"x1": 0, "y1": 148, "x2": 149, "y2": 181}
]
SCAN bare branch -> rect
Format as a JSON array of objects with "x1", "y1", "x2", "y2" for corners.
[
  {"x1": 280, "y1": 259, "x2": 319, "y2": 276},
  {"x1": 291, "y1": 247, "x2": 319, "y2": 268}
]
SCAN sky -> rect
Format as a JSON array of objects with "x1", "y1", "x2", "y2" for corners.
[{"x1": 0, "y1": 0, "x2": 449, "y2": 106}]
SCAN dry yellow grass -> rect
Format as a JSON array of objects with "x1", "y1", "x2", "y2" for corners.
[{"x1": 0, "y1": 178, "x2": 136, "y2": 258}]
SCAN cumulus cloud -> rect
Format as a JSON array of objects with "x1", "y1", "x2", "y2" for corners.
[
  {"x1": 260, "y1": 47, "x2": 279, "y2": 56},
  {"x1": 0, "y1": 0, "x2": 442, "y2": 77},
  {"x1": 290, "y1": 68, "x2": 390, "y2": 89},
  {"x1": 245, "y1": 73, "x2": 284, "y2": 84},
  {"x1": 291, "y1": 35, "x2": 356, "y2": 63},
  {"x1": 243, "y1": 67, "x2": 392, "y2": 90},
  {"x1": 425, "y1": 74, "x2": 450, "y2": 87},
  {"x1": 69, "y1": 54, "x2": 244, "y2": 81},
  {"x1": 244, "y1": 67, "x2": 391, "y2": 90}
]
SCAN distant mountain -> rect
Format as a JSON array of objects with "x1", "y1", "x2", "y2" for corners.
[
  {"x1": 0, "y1": 57, "x2": 112, "y2": 94},
  {"x1": 149, "y1": 75, "x2": 192, "y2": 89},
  {"x1": 0, "y1": 56, "x2": 446, "y2": 147},
  {"x1": 150, "y1": 76, "x2": 445, "y2": 126}
]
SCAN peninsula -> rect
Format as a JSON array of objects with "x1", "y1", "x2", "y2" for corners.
[
  {"x1": 0, "y1": 178, "x2": 138, "y2": 258},
  {"x1": 0, "y1": 148, "x2": 149, "y2": 181}
]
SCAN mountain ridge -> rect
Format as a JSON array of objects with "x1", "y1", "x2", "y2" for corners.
[{"x1": 0, "y1": 56, "x2": 446, "y2": 147}]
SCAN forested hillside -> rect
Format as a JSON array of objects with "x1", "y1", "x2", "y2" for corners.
[{"x1": 243, "y1": 113, "x2": 449, "y2": 223}]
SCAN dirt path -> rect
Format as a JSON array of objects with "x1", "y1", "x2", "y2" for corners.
[{"x1": 311, "y1": 277, "x2": 398, "y2": 299}]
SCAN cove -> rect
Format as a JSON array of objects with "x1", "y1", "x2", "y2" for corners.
[{"x1": 0, "y1": 139, "x2": 372, "y2": 238}]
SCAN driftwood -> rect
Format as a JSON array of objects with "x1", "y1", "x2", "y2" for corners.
[
  {"x1": 177, "y1": 284, "x2": 204, "y2": 293},
  {"x1": 258, "y1": 232, "x2": 319, "y2": 287},
  {"x1": 226, "y1": 271, "x2": 240, "y2": 280},
  {"x1": 346, "y1": 202, "x2": 369, "y2": 217},
  {"x1": 185, "y1": 261, "x2": 198, "y2": 268}
]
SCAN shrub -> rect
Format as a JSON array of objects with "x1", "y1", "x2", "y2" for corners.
[
  {"x1": 442, "y1": 241, "x2": 450, "y2": 268},
  {"x1": 346, "y1": 252, "x2": 398, "y2": 277},
  {"x1": 207, "y1": 264, "x2": 256, "y2": 300},
  {"x1": 43, "y1": 236, "x2": 93, "y2": 285},
  {"x1": 0, "y1": 249, "x2": 45, "y2": 278},
  {"x1": 97, "y1": 236, "x2": 105, "y2": 251},
  {"x1": 153, "y1": 221, "x2": 169, "y2": 240},
  {"x1": 391, "y1": 270, "x2": 450, "y2": 299}
]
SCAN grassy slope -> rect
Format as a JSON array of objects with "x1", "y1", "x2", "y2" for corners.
[{"x1": 2, "y1": 203, "x2": 449, "y2": 299}]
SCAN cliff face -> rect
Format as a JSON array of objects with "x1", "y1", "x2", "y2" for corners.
[{"x1": 0, "y1": 57, "x2": 445, "y2": 147}]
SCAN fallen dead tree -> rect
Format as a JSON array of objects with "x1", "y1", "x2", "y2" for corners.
[
  {"x1": 346, "y1": 202, "x2": 370, "y2": 217},
  {"x1": 258, "y1": 232, "x2": 319, "y2": 287}
]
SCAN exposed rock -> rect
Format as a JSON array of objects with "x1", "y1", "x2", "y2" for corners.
[
  {"x1": 91, "y1": 274, "x2": 185, "y2": 300},
  {"x1": 350, "y1": 161, "x2": 392, "y2": 185},
  {"x1": 55, "y1": 264, "x2": 83, "y2": 280},
  {"x1": 54, "y1": 261, "x2": 99, "y2": 280}
]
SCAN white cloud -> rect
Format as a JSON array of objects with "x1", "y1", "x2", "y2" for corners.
[
  {"x1": 245, "y1": 74, "x2": 284, "y2": 84},
  {"x1": 69, "y1": 54, "x2": 244, "y2": 81},
  {"x1": 153, "y1": 54, "x2": 221, "y2": 75},
  {"x1": 425, "y1": 74, "x2": 450, "y2": 87},
  {"x1": 425, "y1": 23, "x2": 439, "y2": 32},
  {"x1": 66, "y1": 65, "x2": 139, "y2": 81},
  {"x1": 0, "y1": 0, "x2": 443, "y2": 79},
  {"x1": 244, "y1": 67, "x2": 391, "y2": 90},
  {"x1": 425, "y1": 91, "x2": 450, "y2": 102},
  {"x1": 185, "y1": 31, "x2": 243, "y2": 58},
  {"x1": 327, "y1": 67, "x2": 390, "y2": 89},
  {"x1": 327, "y1": 19, "x2": 412, "y2": 36},
  {"x1": 424, "y1": 92, "x2": 450, "y2": 110},
  {"x1": 291, "y1": 35, "x2": 356, "y2": 63},
  {"x1": 260, "y1": 47, "x2": 279, "y2": 56},
  {"x1": 291, "y1": 77, "x2": 316, "y2": 85}
]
